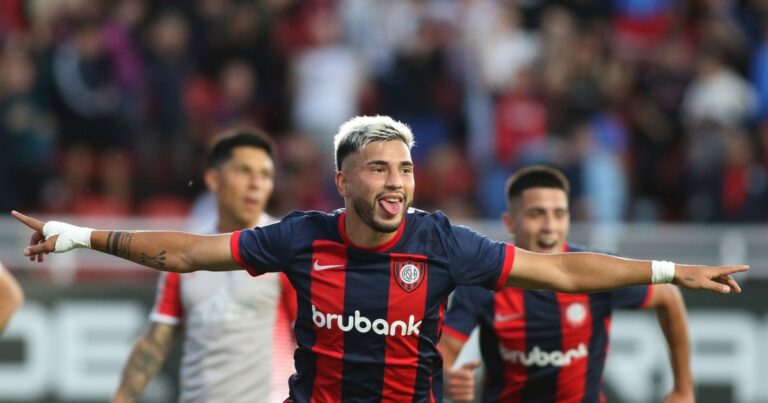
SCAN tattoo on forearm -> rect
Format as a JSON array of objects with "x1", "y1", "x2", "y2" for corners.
[
  {"x1": 106, "y1": 231, "x2": 134, "y2": 258},
  {"x1": 684, "y1": 276, "x2": 695, "y2": 283},
  {"x1": 120, "y1": 328, "x2": 174, "y2": 400},
  {"x1": 140, "y1": 251, "x2": 167, "y2": 267}
]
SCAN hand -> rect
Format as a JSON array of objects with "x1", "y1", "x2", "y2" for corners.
[
  {"x1": 673, "y1": 264, "x2": 749, "y2": 294},
  {"x1": 11, "y1": 211, "x2": 56, "y2": 263},
  {"x1": 663, "y1": 389, "x2": 695, "y2": 403},
  {"x1": 445, "y1": 360, "x2": 480, "y2": 402}
]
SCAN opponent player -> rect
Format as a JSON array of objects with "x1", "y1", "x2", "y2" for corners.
[
  {"x1": 442, "y1": 166, "x2": 693, "y2": 402},
  {"x1": 113, "y1": 128, "x2": 296, "y2": 403},
  {"x1": 14, "y1": 115, "x2": 746, "y2": 402},
  {"x1": 0, "y1": 261, "x2": 24, "y2": 333}
]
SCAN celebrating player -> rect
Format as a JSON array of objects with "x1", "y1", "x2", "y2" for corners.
[
  {"x1": 14, "y1": 115, "x2": 747, "y2": 402},
  {"x1": 113, "y1": 128, "x2": 296, "y2": 403},
  {"x1": 442, "y1": 166, "x2": 694, "y2": 402}
]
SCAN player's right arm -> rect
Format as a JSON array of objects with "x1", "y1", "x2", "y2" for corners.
[
  {"x1": 12, "y1": 211, "x2": 235, "y2": 273},
  {"x1": 113, "y1": 322, "x2": 179, "y2": 403}
]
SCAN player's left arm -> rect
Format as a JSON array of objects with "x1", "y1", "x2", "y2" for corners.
[
  {"x1": 506, "y1": 248, "x2": 748, "y2": 294},
  {"x1": 645, "y1": 285, "x2": 694, "y2": 403}
]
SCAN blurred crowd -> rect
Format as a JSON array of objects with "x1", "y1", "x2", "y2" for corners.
[{"x1": 1, "y1": 0, "x2": 768, "y2": 223}]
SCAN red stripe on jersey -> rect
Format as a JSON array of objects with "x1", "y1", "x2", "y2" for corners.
[
  {"x1": 309, "y1": 240, "x2": 348, "y2": 403},
  {"x1": 230, "y1": 231, "x2": 261, "y2": 276},
  {"x1": 555, "y1": 294, "x2": 592, "y2": 401},
  {"x1": 494, "y1": 244, "x2": 517, "y2": 291},
  {"x1": 152, "y1": 272, "x2": 183, "y2": 320},
  {"x1": 640, "y1": 285, "x2": 655, "y2": 309},
  {"x1": 381, "y1": 253, "x2": 428, "y2": 401},
  {"x1": 494, "y1": 289, "x2": 527, "y2": 403}
]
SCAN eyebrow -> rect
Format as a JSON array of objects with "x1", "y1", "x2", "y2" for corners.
[{"x1": 365, "y1": 160, "x2": 414, "y2": 166}]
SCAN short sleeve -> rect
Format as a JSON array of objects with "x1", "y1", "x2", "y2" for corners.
[
  {"x1": 611, "y1": 284, "x2": 654, "y2": 309},
  {"x1": 446, "y1": 224, "x2": 516, "y2": 291},
  {"x1": 444, "y1": 286, "x2": 491, "y2": 342},
  {"x1": 149, "y1": 272, "x2": 183, "y2": 325},
  {"x1": 231, "y1": 218, "x2": 295, "y2": 276}
]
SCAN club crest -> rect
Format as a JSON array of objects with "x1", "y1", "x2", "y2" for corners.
[{"x1": 392, "y1": 259, "x2": 426, "y2": 293}]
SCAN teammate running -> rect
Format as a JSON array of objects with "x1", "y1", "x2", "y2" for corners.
[
  {"x1": 13, "y1": 115, "x2": 747, "y2": 402},
  {"x1": 113, "y1": 128, "x2": 296, "y2": 403},
  {"x1": 442, "y1": 166, "x2": 693, "y2": 402}
]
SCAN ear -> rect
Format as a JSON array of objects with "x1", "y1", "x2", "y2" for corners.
[
  {"x1": 335, "y1": 171, "x2": 348, "y2": 197},
  {"x1": 501, "y1": 211, "x2": 515, "y2": 234},
  {"x1": 204, "y1": 169, "x2": 219, "y2": 193}
]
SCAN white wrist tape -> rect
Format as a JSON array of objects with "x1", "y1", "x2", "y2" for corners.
[
  {"x1": 42, "y1": 221, "x2": 94, "y2": 252},
  {"x1": 651, "y1": 260, "x2": 676, "y2": 284}
]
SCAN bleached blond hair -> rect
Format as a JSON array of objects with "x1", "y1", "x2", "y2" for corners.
[{"x1": 333, "y1": 115, "x2": 415, "y2": 171}]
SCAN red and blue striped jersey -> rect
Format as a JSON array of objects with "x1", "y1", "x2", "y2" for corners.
[
  {"x1": 443, "y1": 245, "x2": 653, "y2": 403},
  {"x1": 230, "y1": 209, "x2": 516, "y2": 402}
]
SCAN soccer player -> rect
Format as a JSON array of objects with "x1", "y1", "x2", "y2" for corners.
[
  {"x1": 442, "y1": 166, "x2": 694, "y2": 402},
  {"x1": 13, "y1": 115, "x2": 746, "y2": 402},
  {"x1": 0, "y1": 261, "x2": 24, "y2": 333},
  {"x1": 113, "y1": 128, "x2": 297, "y2": 403}
]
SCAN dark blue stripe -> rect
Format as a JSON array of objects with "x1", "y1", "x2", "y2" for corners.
[
  {"x1": 521, "y1": 291, "x2": 561, "y2": 402},
  {"x1": 340, "y1": 249, "x2": 389, "y2": 401},
  {"x1": 287, "y1": 258, "x2": 317, "y2": 403},
  {"x1": 411, "y1": 271, "x2": 451, "y2": 403},
  {"x1": 582, "y1": 295, "x2": 611, "y2": 403},
  {"x1": 479, "y1": 321, "x2": 506, "y2": 403}
]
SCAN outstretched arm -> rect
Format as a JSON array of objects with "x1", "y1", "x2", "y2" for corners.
[
  {"x1": 507, "y1": 248, "x2": 747, "y2": 294},
  {"x1": 13, "y1": 211, "x2": 235, "y2": 273},
  {"x1": 646, "y1": 285, "x2": 694, "y2": 403},
  {"x1": 113, "y1": 322, "x2": 180, "y2": 403}
]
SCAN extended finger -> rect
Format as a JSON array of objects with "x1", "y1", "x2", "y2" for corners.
[
  {"x1": 715, "y1": 265, "x2": 749, "y2": 276},
  {"x1": 11, "y1": 210, "x2": 45, "y2": 232}
]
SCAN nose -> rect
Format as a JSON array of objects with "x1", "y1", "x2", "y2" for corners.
[{"x1": 385, "y1": 168, "x2": 403, "y2": 189}]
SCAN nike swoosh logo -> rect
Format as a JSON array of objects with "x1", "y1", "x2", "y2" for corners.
[
  {"x1": 495, "y1": 313, "x2": 523, "y2": 322},
  {"x1": 313, "y1": 260, "x2": 343, "y2": 271}
]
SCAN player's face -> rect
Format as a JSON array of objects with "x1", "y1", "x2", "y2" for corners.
[
  {"x1": 503, "y1": 187, "x2": 569, "y2": 254},
  {"x1": 340, "y1": 140, "x2": 414, "y2": 233},
  {"x1": 207, "y1": 146, "x2": 275, "y2": 227}
]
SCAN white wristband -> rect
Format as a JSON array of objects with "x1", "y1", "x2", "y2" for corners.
[
  {"x1": 42, "y1": 221, "x2": 94, "y2": 252},
  {"x1": 651, "y1": 260, "x2": 675, "y2": 284}
]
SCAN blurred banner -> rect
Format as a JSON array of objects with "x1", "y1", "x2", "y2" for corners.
[{"x1": 0, "y1": 217, "x2": 766, "y2": 403}]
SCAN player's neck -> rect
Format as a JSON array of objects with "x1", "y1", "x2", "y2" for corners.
[{"x1": 343, "y1": 211, "x2": 399, "y2": 249}]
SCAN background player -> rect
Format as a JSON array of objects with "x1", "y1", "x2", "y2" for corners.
[
  {"x1": 0, "y1": 261, "x2": 24, "y2": 334},
  {"x1": 14, "y1": 115, "x2": 746, "y2": 402},
  {"x1": 442, "y1": 165, "x2": 693, "y2": 402},
  {"x1": 113, "y1": 128, "x2": 296, "y2": 403}
]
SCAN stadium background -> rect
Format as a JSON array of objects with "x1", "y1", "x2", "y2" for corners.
[{"x1": 0, "y1": 0, "x2": 766, "y2": 402}]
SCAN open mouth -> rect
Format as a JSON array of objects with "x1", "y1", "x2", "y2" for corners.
[
  {"x1": 377, "y1": 193, "x2": 404, "y2": 216},
  {"x1": 536, "y1": 239, "x2": 558, "y2": 251}
]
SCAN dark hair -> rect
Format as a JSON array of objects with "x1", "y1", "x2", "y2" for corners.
[
  {"x1": 505, "y1": 165, "x2": 570, "y2": 202},
  {"x1": 206, "y1": 127, "x2": 275, "y2": 169}
]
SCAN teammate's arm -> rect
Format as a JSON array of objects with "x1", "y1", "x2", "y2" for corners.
[
  {"x1": 0, "y1": 263, "x2": 24, "y2": 333},
  {"x1": 507, "y1": 248, "x2": 747, "y2": 294},
  {"x1": 646, "y1": 285, "x2": 694, "y2": 403},
  {"x1": 113, "y1": 322, "x2": 180, "y2": 403},
  {"x1": 13, "y1": 211, "x2": 235, "y2": 273}
]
